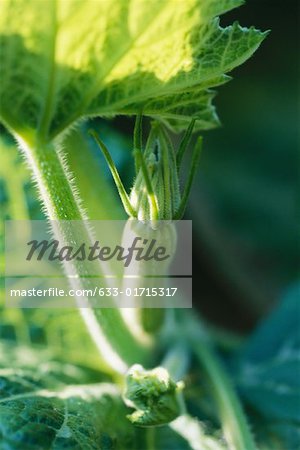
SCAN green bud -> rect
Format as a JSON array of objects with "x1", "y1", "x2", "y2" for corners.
[
  {"x1": 122, "y1": 219, "x2": 177, "y2": 333},
  {"x1": 124, "y1": 364, "x2": 184, "y2": 427},
  {"x1": 91, "y1": 117, "x2": 202, "y2": 222},
  {"x1": 130, "y1": 123, "x2": 181, "y2": 222}
]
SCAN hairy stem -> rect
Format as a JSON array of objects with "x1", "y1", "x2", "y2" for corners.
[{"x1": 16, "y1": 135, "x2": 150, "y2": 373}]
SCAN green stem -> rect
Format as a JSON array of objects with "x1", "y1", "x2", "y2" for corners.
[
  {"x1": 175, "y1": 136, "x2": 202, "y2": 219},
  {"x1": 191, "y1": 337, "x2": 257, "y2": 450},
  {"x1": 89, "y1": 130, "x2": 136, "y2": 218},
  {"x1": 146, "y1": 428, "x2": 156, "y2": 450},
  {"x1": 176, "y1": 118, "x2": 196, "y2": 169},
  {"x1": 157, "y1": 127, "x2": 172, "y2": 220},
  {"x1": 16, "y1": 135, "x2": 150, "y2": 373},
  {"x1": 134, "y1": 146, "x2": 159, "y2": 222}
]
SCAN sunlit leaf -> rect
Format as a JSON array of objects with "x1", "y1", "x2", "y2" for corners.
[{"x1": 0, "y1": 0, "x2": 267, "y2": 140}]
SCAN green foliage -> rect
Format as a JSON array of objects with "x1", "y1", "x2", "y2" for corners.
[
  {"x1": 0, "y1": 0, "x2": 268, "y2": 371},
  {"x1": 0, "y1": 0, "x2": 267, "y2": 141},
  {"x1": 233, "y1": 283, "x2": 300, "y2": 449},
  {"x1": 0, "y1": 343, "x2": 135, "y2": 450},
  {"x1": 0, "y1": 1, "x2": 283, "y2": 449}
]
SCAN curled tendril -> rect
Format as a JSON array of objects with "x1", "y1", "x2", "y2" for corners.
[{"x1": 124, "y1": 364, "x2": 184, "y2": 427}]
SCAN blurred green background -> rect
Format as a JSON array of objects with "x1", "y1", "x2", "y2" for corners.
[
  {"x1": 0, "y1": 0, "x2": 298, "y2": 337},
  {"x1": 188, "y1": 0, "x2": 299, "y2": 330}
]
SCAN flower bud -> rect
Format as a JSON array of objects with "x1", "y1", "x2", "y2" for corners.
[{"x1": 130, "y1": 123, "x2": 181, "y2": 222}]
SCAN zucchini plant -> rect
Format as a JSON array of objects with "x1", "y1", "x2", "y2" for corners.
[{"x1": 1, "y1": 1, "x2": 298, "y2": 449}]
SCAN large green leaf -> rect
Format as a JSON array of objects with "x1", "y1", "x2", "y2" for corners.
[
  {"x1": 0, "y1": 343, "x2": 229, "y2": 450},
  {"x1": 0, "y1": 0, "x2": 267, "y2": 141},
  {"x1": 0, "y1": 343, "x2": 136, "y2": 450},
  {"x1": 233, "y1": 283, "x2": 300, "y2": 449}
]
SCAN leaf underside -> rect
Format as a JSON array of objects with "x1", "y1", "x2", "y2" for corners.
[
  {"x1": 0, "y1": 0, "x2": 267, "y2": 141},
  {"x1": 0, "y1": 344, "x2": 134, "y2": 450},
  {"x1": 0, "y1": 343, "x2": 229, "y2": 450}
]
